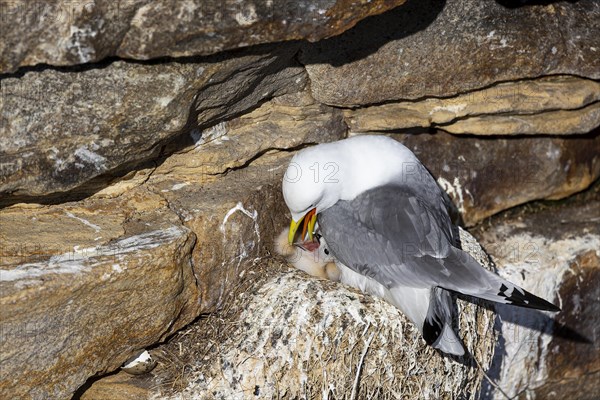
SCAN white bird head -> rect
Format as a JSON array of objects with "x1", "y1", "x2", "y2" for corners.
[
  {"x1": 282, "y1": 141, "x2": 343, "y2": 244},
  {"x1": 282, "y1": 135, "x2": 426, "y2": 244}
]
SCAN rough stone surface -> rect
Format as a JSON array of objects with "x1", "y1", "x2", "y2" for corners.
[
  {"x1": 0, "y1": 45, "x2": 305, "y2": 200},
  {"x1": 158, "y1": 90, "x2": 345, "y2": 181},
  {"x1": 90, "y1": 230, "x2": 495, "y2": 400},
  {"x1": 0, "y1": 92, "x2": 345, "y2": 399},
  {"x1": 147, "y1": 92, "x2": 345, "y2": 312},
  {"x1": 1, "y1": 2, "x2": 598, "y2": 400},
  {"x1": 391, "y1": 131, "x2": 600, "y2": 226},
  {"x1": 442, "y1": 102, "x2": 600, "y2": 136},
  {"x1": 0, "y1": 190, "x2": 198, "y2": 400},
  {"x1": 531, "y1": 249, "x2": 600, "y2": 400},
  {"x1": 79, "y1": 371, "x2": 153, "y2": 400},
  {"x1": 472, "y1": 195, "x2": 600, "y2": 400},
  {"x1": 0, "y1": 0, "x2": 406, "y2": 73},
  {"x1": 534, "y1": 250, "x2": 600, "y2": 400},
  {"x1": 301, "y1": 0, "x2": 600, "y2": 106},
  {"x1": 345, "y1": 76, "x2": 600, "y2": 135}
]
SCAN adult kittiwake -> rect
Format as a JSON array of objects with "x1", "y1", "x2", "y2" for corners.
[{"x1": 282, "y1": 135, "x2": 560, "y2": 356}]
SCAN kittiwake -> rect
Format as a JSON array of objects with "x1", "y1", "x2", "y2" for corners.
[
  {"x1": 282, "y1": 135, "x2": 560, "y2": 356},
  {"x1": 275, "y1": 228, "x2": 340, "y2": 281}
]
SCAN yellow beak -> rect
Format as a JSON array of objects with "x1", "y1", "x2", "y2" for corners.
[{"x1": 288, "y1": 208, "x2": 317, "y2": 245}]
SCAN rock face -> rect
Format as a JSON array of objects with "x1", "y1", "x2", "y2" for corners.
[
  {"x1": 79, "y1": 371, "x2": 155, "y2": 400},
  {"x1": 0, "y1": 45, "x2": 305, "y2": 200},
  {"x1": 0, "y1": 190, "x2": 198, "y2": 399},
  {"x1": 301, "y1": 0, "x2": 600, "y2": 106},
  {"x1": 145, "y1": 90, "x2": 345, "y2": 314},
  {"x1": 535, "y1": 249, "x2": 600, "y2": 400},
  {"x1": 472, "y1": 196, "x2": 600, "y2": 399},
  {"x1": 1, "y1": 0, "x2": 599, "y2": 399},
  {"x1": 0, "y1": 0, "x2": 406, "y2": 73},
  {"x1": 395, "y1": 131, "x2": 600, "y2": 226},
  {"x1": 0, "y1": 91, "x2": 345, "y2": 399},
  {"x1": 345, "y1": 76, "x2": 600, "y2": 135}
]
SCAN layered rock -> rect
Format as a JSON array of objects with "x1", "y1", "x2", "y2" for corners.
[
  {"x1": 0, "y1": 190, "x2": 197, "y2": 399},
  {"x1": 0, "y1": 91, "x2": 344, "y2": 399},
  {"x1": 1, "y1": 0, "x2": 599, "y2": 399},
  {"x1": 0, "y1": 45, "x2": 305, "y2": 200},
  {"x1": 472, "y1": 195, "x2": 600, "y2": 399},
  {"x1": 144, "y1": 90, "x2": 345, "y2": 313},
  {"x1": 301, "y1": 0, "x2": 600, "y2": 106},
  {"x1": 79, "y1": 372, "x2": 155, "y2": 400},
  {"x1": 394, "y1": 131, "x2": 600, "y2": 226},
  {"x1": 345, "y1": 76, "x2": 600, "y2": 135},
  {"x1": 0, "y1": 0, "x2": 406, "y2": 73}
]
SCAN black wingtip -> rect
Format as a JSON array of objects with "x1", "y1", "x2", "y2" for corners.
[
  {"x1": 520, "y1": 289, "x2": 561, "y2": 312},
  {"x1": 498, "y1": 284, "x2": 561, "y2": 312},
  {"x1": 422, "y1": 318, "x2": 443, "y2": 346}
]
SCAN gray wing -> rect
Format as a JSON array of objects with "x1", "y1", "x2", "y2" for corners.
[
  {"x1": 319, "y1": 185, "x2": 560, "y2": 311},
  {"x1": 319, "y1": 184, "x2": 456, "y2": 288}
]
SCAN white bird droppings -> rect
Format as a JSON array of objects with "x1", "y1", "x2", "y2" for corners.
[
  {"x1": 220, "y1": 202, "x2": 260, "y2": 244},
  {"x1": 65, "y1": 212, "x2": 101, "y2": 232}
]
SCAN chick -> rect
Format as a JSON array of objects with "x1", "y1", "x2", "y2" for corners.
[{"x1": 274, "y1": 228, "x2": 340, "y2": 281}]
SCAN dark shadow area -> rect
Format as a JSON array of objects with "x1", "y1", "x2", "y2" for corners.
[
  {"x1": 0, "y1": 40, "x2": 300, "y2": 80},
  {"x1": 478, "y1": 301, "x2": 594, "y2": 399},
  {"x1": 0, "y1": 156, "x2": 160, "y2": 208},
  {"x1": 455, "y1": 294, "x2": 592, "y2": 344},
  {"x1": 299, "y1": 0, "x2": 446, "y2": 67},
  {"x1": 70, "y1": 369, "x2": 120, "y2": 400}
]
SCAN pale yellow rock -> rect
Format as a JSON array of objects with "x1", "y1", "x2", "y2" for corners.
[
  {"x1": 80, "y1": 371, "x2": 153, "y2": 400},
  {"x1": 345, "y1": 76, "x2": 600, "y2": 135},
  {"x1": 156, "y1": 91, "x2": 344, "y2": 181},
  {"x1": 443, "y1": 101, "x2": 600, "y2": 135},
  {"x1": 0, "y1": 189, "x2": 197, "y2": 400}
]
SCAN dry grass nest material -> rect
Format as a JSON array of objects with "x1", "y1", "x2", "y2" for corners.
[{"x1": 150, "y1": 232, "x2": 496, "y2": 399}]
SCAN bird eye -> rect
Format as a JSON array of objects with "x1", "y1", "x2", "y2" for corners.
[{"x1": 324, "y1": 248, "x2": 330, "y2": 255}]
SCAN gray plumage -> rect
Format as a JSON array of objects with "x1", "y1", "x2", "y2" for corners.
[
  {"x1": 319, "y1": 184, "x2": 559, "y2": 309},
  {"x1": 283, "y1": 136, "x2": 559, "y2": 356},
  {"x1": 319, "y1": 184, "x2": 559, "y2": 355}
]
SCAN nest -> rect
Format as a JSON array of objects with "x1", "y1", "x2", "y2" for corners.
[{"x1": 151, "y1": 229, "x2": 496, "y2": 399}]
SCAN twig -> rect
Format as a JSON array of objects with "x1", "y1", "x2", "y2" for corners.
[
  {"x1": 350, "y1": 324, "x2": 376, "y2": 400},
  {"x1": 473, "y1": 356, "x2": 513, "y2": 400}
]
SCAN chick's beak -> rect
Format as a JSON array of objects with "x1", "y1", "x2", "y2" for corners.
[{"x1": 288, "y1": 207, "x2": 317, "y2": 245}]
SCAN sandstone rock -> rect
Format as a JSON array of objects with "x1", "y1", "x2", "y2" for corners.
[
  {"x1": 345, "y1": 76, "x2": 600, "y2": 135},
  {"x1": 138, "y1": 230, "x2": 495, "y2": 399},
  {"x1": 147, "y1": 92, "x2": 345, "y2": 312},
  {"x1": 79, "y1": 371, "x2": 153, "y2": 400},
  {"x1": 442, "y1": 102, "x2": 600, "y2": 136},
  {"x1": 531, "y1": 249, "x2": 600, "y2": 400},
  {"x1": 301, "y1": 0, "x2": 600, "y2": 106},
  {"x1": 393, "y1": 131, "x2": 600, "y2": 226},
  {"x1": 0, "y1": 0, "x2": 406, "y2": 73},
  {"x1": 0, "y1": 45, "x2": 305, "y2": 200},
  {"x1": 156, "y1": 90, "x2": 345, "y2": 180},
  {"x1": 0, "y1": 189, "x2": 198, "y2": 400},
  {"x1": 0, "y1": 91, "x2": 345, "y2": 399},
  {"x1": 472, "y1": 196, "x2": 600, "y2": 400}
]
